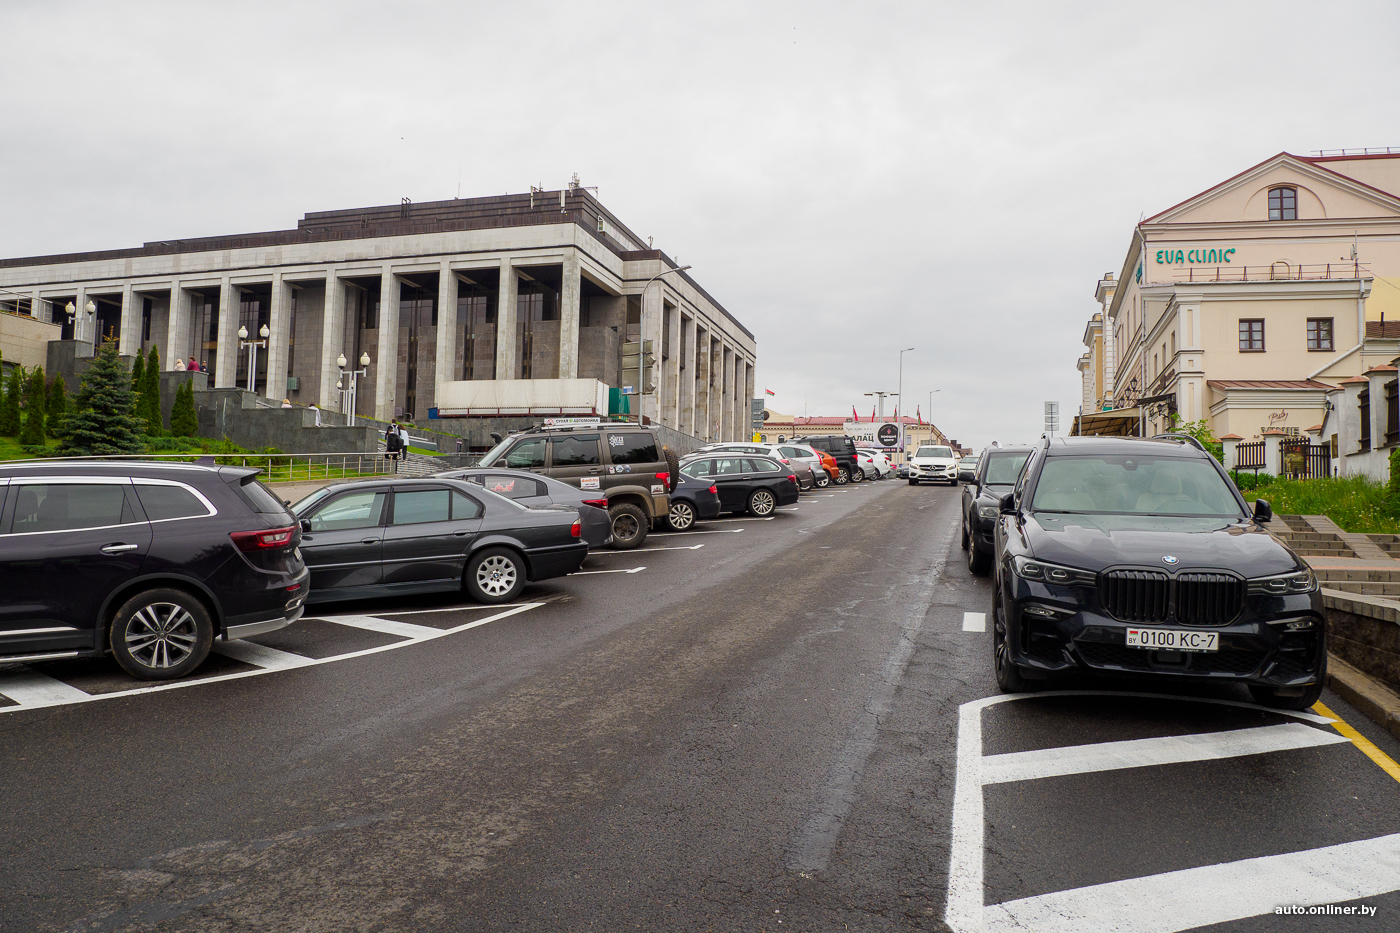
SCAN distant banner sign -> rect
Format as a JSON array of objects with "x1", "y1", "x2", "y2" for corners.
[{"x1": 844, "y1": 421, "x2": 902, "y2": 450}]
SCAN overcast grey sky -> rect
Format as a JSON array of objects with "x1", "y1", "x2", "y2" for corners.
[{"x1": 4, "y1": 1, "x2": 1398, "y2": 448}]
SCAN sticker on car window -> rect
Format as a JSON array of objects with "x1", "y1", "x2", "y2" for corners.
[
  {"x1": 581, "y1": 477, "x2": 600, "y2": 490},
  {"x1": 491, "y1": 480, "x2": 516, "y2": 493},
  {"x1": 609, "y1": 435, "x2": 625, "y2": 446}
]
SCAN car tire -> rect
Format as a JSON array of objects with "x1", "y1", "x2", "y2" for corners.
[
  {"x1": 608, "y1": 502, "x2": 649, "y2": 550},
  {"x1": 465, "y1": 547, "x2": 526, "y2": 604},
  {"x1": 109, "y1": 587, "x2": 215, "y2": 681},
  {"x1": 908, "y1": 478, "x2": 918, "y2": 486},
  {"x1": 851, "y1": 467, "x2": 864, "y2": 483},
  {"x1": 815, "y1": 474, "x2": 830, "y2": 488},
  {"x1": 1248, "y1": 677, "x2": 1325, "y2": 711},
  {"x1": 663, "y1": 445, "x2": 681, "y2": 494},
  {"x1": 993, "y1": 593, "x2": 1031, "y2": 693},
  {"x1": 950, "y1": 478, "x2": 958, "y2": 487},
  {"x1": 667, "y1": 499, "x2": 696, "y2": 531},
  {"x1": 967, "y1": 541, "x2": 991, "y2": 576},
  {"x1": 748, "y1": 488, "x2": 777, "y2": 516},
  {"x1": 961, "y1": 517, "x2": 970, "y2": 550},
  {"x1": 836, "y1": 466, "x2": 850, "y2": 485}
]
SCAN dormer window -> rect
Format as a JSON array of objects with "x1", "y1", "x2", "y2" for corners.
[{"x1": 1268, "y1": 186, "x2": 1297, "y2": 221}]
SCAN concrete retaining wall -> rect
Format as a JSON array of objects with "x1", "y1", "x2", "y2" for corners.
[
  {"x1": 194, "y1": 388, "x2": 378, "y2": 453},
  {"x1": 1322, "y1": 589, "x2": 1400, "y2": 694}
]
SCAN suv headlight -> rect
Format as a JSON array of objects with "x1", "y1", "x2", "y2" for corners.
[
  {"x1": 1247, "y1": 568, "x2": 1317, "y2": 595},
  {"x1": 1012, "y1": 556, "x2": 1097, "y2": 586},
  {"x1": 977, "y1": 504, "x2": 1000, "y2": 520}
]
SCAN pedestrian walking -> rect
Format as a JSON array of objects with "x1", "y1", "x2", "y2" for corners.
[{"x1": 386, "y1": 421, "x2": 403, "y2": 472}]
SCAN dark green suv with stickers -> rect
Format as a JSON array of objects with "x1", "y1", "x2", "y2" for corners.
[{"x1": 477, "y1": 422, "x2": 677, "y2": 549}]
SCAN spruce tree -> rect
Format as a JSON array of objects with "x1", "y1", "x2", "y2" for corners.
[
  {"x1": 170, "y1": 380, "x2": 199, "y2": 438},
  {"x1": 46, "y1": 376, "x2": 69, "y2": 439},
  {"x1": 20, "y1": 367, "x2": 46, "y2": 446},
  {"x1": 60, "y1": 341, "x2": 146, "y2": 455},
  {"x1": 0, "y1": 365, "x2": 22, "y2": 437},
  {"x1": 141, "y1": 345, "x2": 163, "y2": 434}
]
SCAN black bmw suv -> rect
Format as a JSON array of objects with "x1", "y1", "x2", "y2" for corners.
[
  {"x1": 0, "y1": 461, "x2": 308, "y2": 680},
  {"x1": 991, "y1": 436, "x2": 1324, "y2": 710}
]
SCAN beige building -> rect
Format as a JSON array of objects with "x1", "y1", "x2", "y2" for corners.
[{"x1": 1078, "y1": 150, "x2": 1400, "y2": 443}]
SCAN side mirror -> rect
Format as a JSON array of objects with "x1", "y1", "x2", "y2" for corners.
[
  {"x1": 299, "y1": 518, "x2": 312, "y2": 533},
  {"x1": 1253, "y1": 499, "x2": 1273, "y2": 523},
  {"x1": 999, "y1": 492, "x2": 1017, "y2": 514}
]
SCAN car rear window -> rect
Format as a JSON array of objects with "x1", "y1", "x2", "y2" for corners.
[
  {"x1": 607, "y1": 432, "x2": 659, "y2": 464},
  {"x1": 237, "y1": 477, "x2": 292, "y2": 516},
  {"x1": 475, "y1": 475, "x2": 545, "y2": 499},
  {"x1": 747, "y1": 458, "x2": 782, "y2": 473}
]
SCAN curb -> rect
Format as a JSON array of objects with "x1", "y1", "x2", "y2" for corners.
[{"x1": 1326, "y1": 653, "x2": 1400, "y2": 742}]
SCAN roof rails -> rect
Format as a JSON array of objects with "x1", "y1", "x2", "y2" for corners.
[{"x1": 1149, "y1": 432, "x2": 1207, "y2": 452}]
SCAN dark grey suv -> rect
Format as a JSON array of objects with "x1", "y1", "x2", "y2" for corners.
[{"x1": 0, "y1": 461, "x2": 308, "y2": 680}]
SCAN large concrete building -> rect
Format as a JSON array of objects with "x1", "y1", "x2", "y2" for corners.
[{"x1": 0, "y1": 186, "x2": 756, "y2": 442}]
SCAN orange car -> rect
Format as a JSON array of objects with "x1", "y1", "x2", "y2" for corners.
[{"x1": 815, "y1": 449, "x2": 839, "y2": 486}]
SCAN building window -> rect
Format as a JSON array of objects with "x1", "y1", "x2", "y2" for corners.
[
  {"x1": 1239, "y1": 319, "x2": 1265, "y2": 351},
  {"x1": 1268, "y1": 186, "x2": 1297, "y2": 221},
  {"x1": 1360, "y1": 386, "x2": 1371, "y2": 451},
  {"x1": 1307, "y1": 317, "x2": 1333, "y2": 351}
]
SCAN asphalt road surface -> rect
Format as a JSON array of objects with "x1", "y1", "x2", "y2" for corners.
[{"x1": 2, "y1": 480, "x2": 1398, "y2": 932}]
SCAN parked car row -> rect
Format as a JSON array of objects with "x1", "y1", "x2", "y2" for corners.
[{"x1": 960, "y1": 435, "x2": 1325, "y2": 711}]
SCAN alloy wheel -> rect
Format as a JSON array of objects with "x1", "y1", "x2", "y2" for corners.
[
  {"x1": 668, "y1": 500, "x2": 696, "y2": 531},
  {"x1": 750, "y1": 489, "x2": 776, "y2": 515},
  {"x1": 476, "y1": 555, "x2": 519, "y2": 597},
  {"x1": 124, "y1": 602, "x2": 200, "y2": 670}
]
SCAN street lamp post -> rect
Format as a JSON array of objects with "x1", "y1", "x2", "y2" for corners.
[
  {"x1": 238, "y1": 324, "x2": 270, "y2": 394},
  {"x1": 633, "y1": 263, "x2": 691, "y2": 422},
  {"x1": 338, "y1": 351, "x2": 372, "y2": 426},
  {"x1": 863, "y1": 390, "x2": 896, "y2": 420},
  {"x1": 897, "y1": 346, "x2": 914, "y2": 461}
]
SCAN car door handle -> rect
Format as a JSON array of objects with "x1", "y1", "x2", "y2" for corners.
[
  {"x1": 587, "y1": 468, "x2": 602, "y2": 474},
  {"x1": 454, "y1": 530, "x2": 470, "y2": 537},
  {"x1": 101, "y1": 543, "x2": 140, "y2": 554},
  {"x1": 360, "y1": 538, "x2": 379, "y2": 545}
]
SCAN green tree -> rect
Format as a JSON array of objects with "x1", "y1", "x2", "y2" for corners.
[
  {"x1": 20, "y1": 366, "x2": 46, "y2": 446},
  {"x1": 130, "y1": 349, "x2": 145, "y2": 393},
  {"x1": 140, "y1": 344, "x2": 163, "y2": 434},
  {"x1": 1169, "y1": 414, "x2": 1224, "y2": 464},
  {"x1": 46, "y1": 376, "x2": 69, "y2": 439},
  {"x1": 170, "y1": 379, "x2": 199, "y2": 438},
  {"x1": 60, "y1": 341, "x2": 146, "y2": 455},
  {"x1": 0, "y1": 364, "x2": 22, "y2": 437}
]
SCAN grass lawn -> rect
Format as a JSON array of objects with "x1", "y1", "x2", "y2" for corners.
[
  {"x1": 0, "y1": 436, "x2": 63, "y2": 460},
  {"x1": 1242, "y1": 475, "x2": 1400, "y2": 535}
]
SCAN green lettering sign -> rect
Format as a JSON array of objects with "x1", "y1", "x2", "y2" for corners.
[{"x1": 1156, "y1": 247, "x2": 1235, "y2": 264}]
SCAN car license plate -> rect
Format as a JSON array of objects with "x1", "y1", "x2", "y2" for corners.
[{"x1": 1125, "y1": 628, "x2": 1218, "y2": 652}]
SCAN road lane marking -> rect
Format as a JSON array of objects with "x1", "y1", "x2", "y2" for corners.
[
  {"x1": 962, "y1": 612, "x2": 986, "y2": 632},
  {"x1": 0, "y1": 603, "x2": 543, "y2": 716},
  {"x1": 983, "y1": 832, "x2": 1400, "y2": 933},
  {"x1": 572, "y1": 567, "x2": 647, "y2": 576},
  {"x1": 214, "y1": 640, "x2": 317, "y2": 671},
  {"x1": 591, "y1": 544, "x2": 705, "y2": 554},
  {"x1": 980, "y1": 723, "x2": 1348, "y2": 785},
  {"x1": 944, "y1": 690, "x2": 1338, "y2": 933},
  {"x1": 0, "y1": 669, "x2": 92, "y2": 708},
  {"x1": 1314, "y1": 700, "x2": 1400, "y2": 785},
  {"x1": 323, "y1": 614, "x2": 442, "y2": 640}
]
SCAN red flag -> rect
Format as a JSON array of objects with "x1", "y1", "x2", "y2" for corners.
[
  {"x1": 894, "y1": 406, "x2": 898, "y2": 419},
  {"x1": 852, "y1": 405, "x2": 859, "y2": 422},
  {"x1": 916, "y1": 405, "x2": 922, "y2": 424},
  {"x1": 871, "y1": 406, "x2": 876, "y2": 421}
]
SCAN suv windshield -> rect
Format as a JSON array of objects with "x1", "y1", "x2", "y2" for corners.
[
  {"x1": 984, "y1": 452, "x2": 1030, "y2": 485},
  {"x1": 1031, "y1": 455, "x2": 1244, "y2": 517},
  {"x1": 917, "y1": 446, "x2": 953, "y2": 458}
]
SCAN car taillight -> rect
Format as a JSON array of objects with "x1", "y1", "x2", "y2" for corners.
[
  {"x1": 570, "y1": 520, "x2": 581, "y2": 538},
  {"x1": 787, "y1": 474, "x2": 798, "y2": 485},
  {"x1": 780, "y1": 458, "x2": 790, "y2": 464},
  {"x1": 581, "y1": 498, "x2": 608, "y2": 508},
  {"x1": 230, "y1": 526, "x2": 296, "y2": 551},
  {"x1": 655, "y1": 471, "x2": 671, "y2": 491}
]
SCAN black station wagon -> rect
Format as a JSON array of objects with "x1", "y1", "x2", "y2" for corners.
[{"x1": 0, "y1": 460, "x2": 308, "y2": 680}]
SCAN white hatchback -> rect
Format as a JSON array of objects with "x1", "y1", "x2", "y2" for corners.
[
  {"x1": 855, "y1": 449, "x2": 893, "y2": 478},
  {"x1": 908, "y1": 445, "x2": 959, "y2": 486}
]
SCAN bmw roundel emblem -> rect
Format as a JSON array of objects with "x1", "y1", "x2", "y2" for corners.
[{"x1": 1161, "y1": 555, "x2": 1179, "y2": 565}]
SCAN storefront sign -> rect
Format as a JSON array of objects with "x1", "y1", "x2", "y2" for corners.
[
  {"x1": 1156, "y1": 248, "x2": 1235, "y2": 265},
  {"x1": 844, "y1": 421, "x2": 902, "y2": 450}
]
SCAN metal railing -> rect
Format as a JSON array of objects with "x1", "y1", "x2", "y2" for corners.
[
  {"x1": 1311, "y1": 148, "x2": 1400, "y2": 157},
  {"x1": 1173, "y1": 262, "x2": 1368, "y2": 283},
  {"x1": 1, "y1": 451, "x2": 417, "y2": 482}
]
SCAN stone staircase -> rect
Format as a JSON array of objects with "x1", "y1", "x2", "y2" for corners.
[
  {"x1": 1267, "y1": 514, "x2": 1361, "y2": 558},
  {"x1": 1312, "y1": 566, "x2": 1400, "y2": 597},
  {"x1": 375, "y1": 442, "x2": 450, "y2": 477}
]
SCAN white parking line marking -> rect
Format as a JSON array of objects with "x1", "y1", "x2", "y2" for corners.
[
  {"x1": 213, "y1": 640, "x2": 316, "y2": 671},
  {"x1": 324, "y1": 614, "x2": 442, "y2": 640},
  {"x1": 981, "y1": 723, "x2": 1349, "y2": 785},
  {"x1": 591, "y1": 544, "x2": 705, "y2": 554},
  {"x1": 775, "y1": 508, "x2": 799, "y2": 512},
  {"x1": 0, "y1": 669, "x2": 93, "y2": 708},
  {"x1": 983, "y1": 832, "x2": 1400, "y2": 933},
  {"x1": 661, "y1": 529, "x2": 743, "y2": 536},
  {"x1": 962, "y1": 612, "x2": 986, "y2": 632},
  {"x1": 705, "y1": 516, "x2": 775, "y2": 523},
  {"x1": 944, "y1": 691, "x2": 1341, "y2": 933},
  {"x1": 572, "y1": 567, "x2": 647, "y2": 575},
  {"x1": 0, "y1": 604, "x2": 543, "y2": 716}
]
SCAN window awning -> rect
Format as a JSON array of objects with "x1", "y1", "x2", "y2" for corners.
[{"x1": 1070, "y1": 408, "x2": 1142, "y2": 437}]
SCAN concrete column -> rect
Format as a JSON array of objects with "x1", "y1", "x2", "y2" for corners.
[
  {"x1": 319, "y1": 270, "x2": 345, "y2": 410},
  {"x1": 30, "y1": 289, "x2": 45, "y2": 323},
  {"x1": 165, "y1": 282, "x2": 185, "y2": 371},
  {"x1": 680, "y1": 315, "x2": 697, "y2": 435},
  {"x1": 374, "y1": 267, "x2": 400, "y2": 419},
  {"x1": 435, "y1": 262, "x2": 458, "y2": 405},
  {"x1": 744, "y1": 360, "x2": 755, "y2": 438},
  {"x1": 215, "y1": 278, "x2": 240, "y2": 388},
  {"x1": 694, "y1": 329, "x2": 710, "y2": 439},
  {"x1": 264, "y1": 273, "x2": 289, "y2": 403},
  {"x1": 1263, "y1": 433, "x2": 1284, "y2": 476},
  {"x1": 642, "y1": 282, "x2": 664, "y2": 423},
  {"x1": 664, "y1": 303, "x2": 681, "y2": 428},
  {"x1": 710, "y1": 338, "x2": 722, "y2": 440},
  {"x1": 72, "y1": 285, "x2": 90, "y2": 346},
  {"x1": 118, "y1": 282, "x2": 141, "y2": 356},
  {"x1": 718, "y1": 346, "x2": 732, "y2": 440},
  {"x1": 559, "y1": 254, "x2": 581, "y2": 379},
  {"x1": 496, "y1": 258, "x2": 518, "y2": 379}
]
